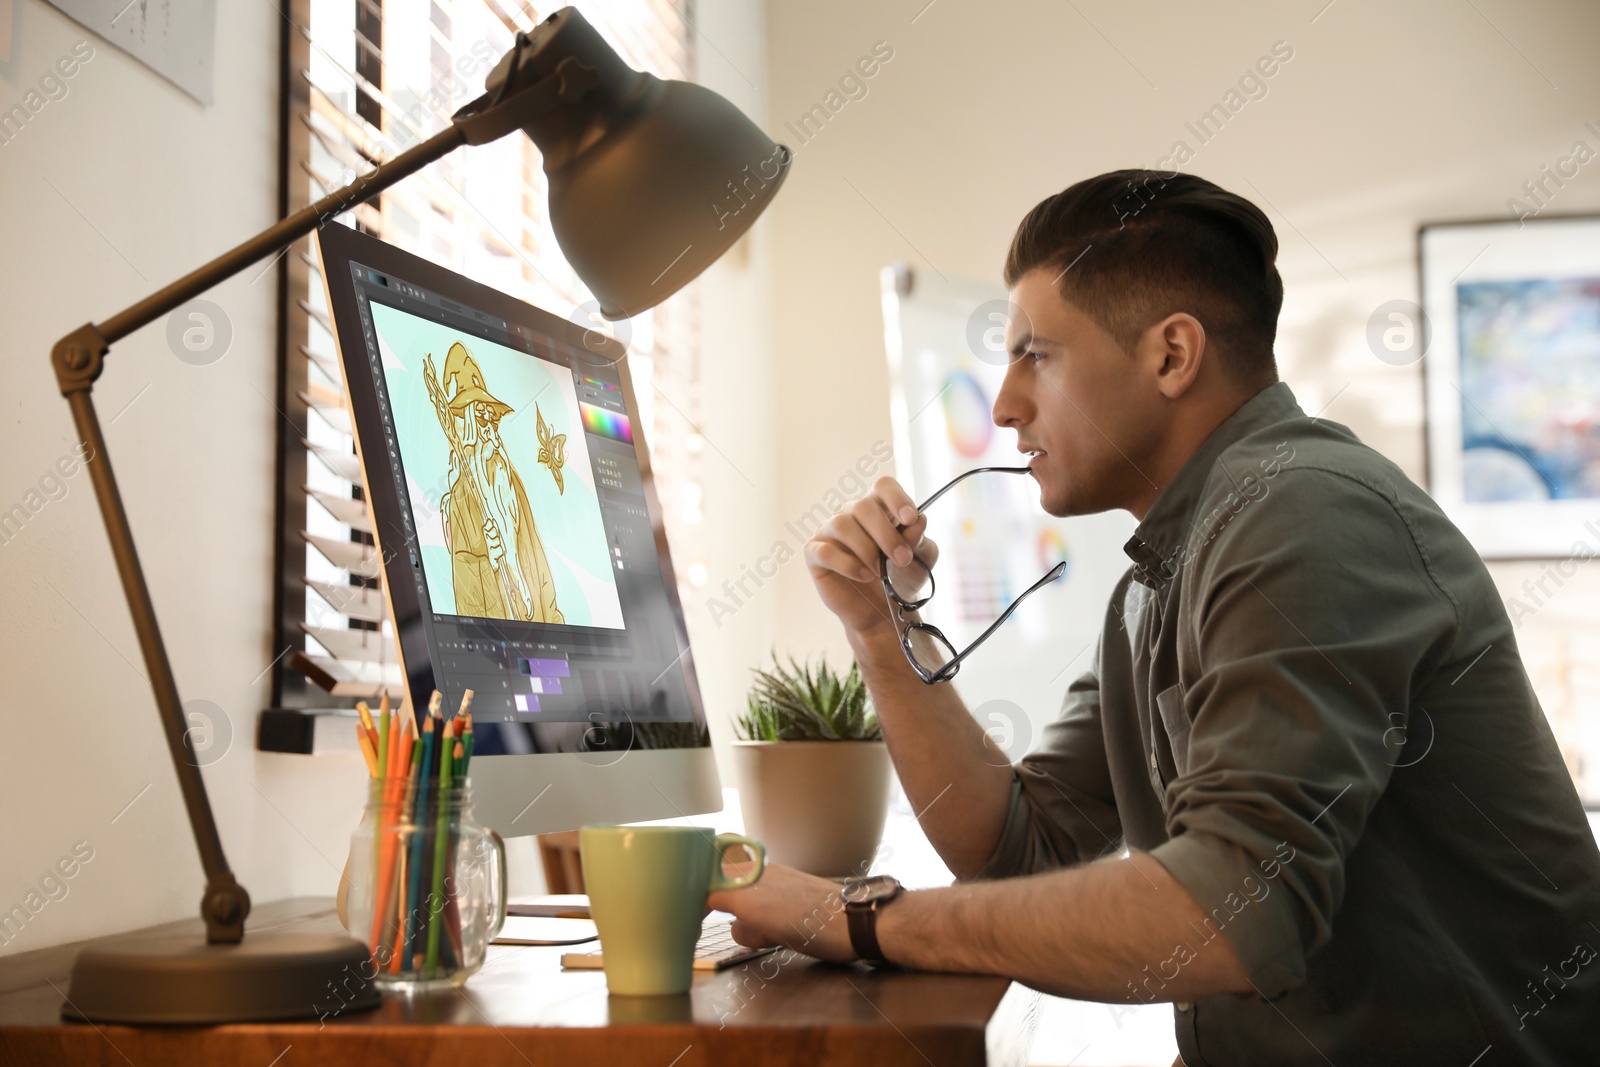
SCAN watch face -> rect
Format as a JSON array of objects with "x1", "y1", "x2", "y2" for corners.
[{"x1": 842, "y1": 875, "x2": 900, "y2": 906}]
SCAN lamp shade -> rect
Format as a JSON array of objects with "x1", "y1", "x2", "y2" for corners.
[{"x1": 483, "y1": 8, "x2": 790, "y2": 321}]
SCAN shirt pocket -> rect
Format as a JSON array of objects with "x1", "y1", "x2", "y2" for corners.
[{"x1": 1154, "y1": 683, "x2": 1192, "y2": 778}]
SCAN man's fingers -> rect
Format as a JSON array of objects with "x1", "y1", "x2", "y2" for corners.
[
  {"x1": 826, "y1": 515, "x2": 889, "y2": 579},
  {"x1": 728, "y1": 918, "x2": 774, "y2": 949},
  {"x1": 901, "y1": 513, "x2": 930, "y2": 548},
  {"x1": 874, "y1": 476, "x2": 920, "y2": 527},
  {"x1": 852, "y1": 492, "x2": 922, "y2": 567},
  {"x1": 806, "y1": 538, "x2": 875, "y2": 584}
]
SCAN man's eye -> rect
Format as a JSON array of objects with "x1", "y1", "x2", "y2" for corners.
[{"x1": 1027, "y1": 350, "x2": 1046, "y2": 363}]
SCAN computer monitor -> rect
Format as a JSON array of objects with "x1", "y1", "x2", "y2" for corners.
[{"x1": 315, "y1": 222, "x2": 720, "y2": 837}]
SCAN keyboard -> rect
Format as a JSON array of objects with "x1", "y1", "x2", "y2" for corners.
[{"x1": 560, "y1": 920, "x2": 779, "y2": 973}]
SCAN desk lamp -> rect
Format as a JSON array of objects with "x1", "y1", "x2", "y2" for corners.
[{"x1": 53, "y1": 7, "x2": 788, "y2": 1024}]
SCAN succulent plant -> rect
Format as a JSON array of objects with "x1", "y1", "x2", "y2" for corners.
[{"x1": 734, "y1": 653, "x2": 881, "y2": 742}]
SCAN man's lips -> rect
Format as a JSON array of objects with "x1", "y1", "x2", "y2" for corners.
[{"x1": 1019, "y1": 444, "x2": 1046, "y2": 471}]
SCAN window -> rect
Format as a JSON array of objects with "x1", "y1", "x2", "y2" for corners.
[{"x1": 271, "y1": 0, "x2": 701, "y2": 708}]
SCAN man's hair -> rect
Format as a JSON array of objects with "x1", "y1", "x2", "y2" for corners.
[{"x1": 1003, "y1": 170, "x2": 1283, "y2": 385}]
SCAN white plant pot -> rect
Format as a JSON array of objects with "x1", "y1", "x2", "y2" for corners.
[{"x1": 731, "y1": 740, "x2": 893, "y2": 878}]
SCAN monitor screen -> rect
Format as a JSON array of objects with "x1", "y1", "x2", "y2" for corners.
[{"x1": 316, "y1": 224, "x2": 708, "y2": 760}]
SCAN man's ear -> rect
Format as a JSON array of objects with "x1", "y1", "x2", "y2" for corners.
[{"x1": 1141, "y1": 313, "x2": 1206, "y2": 400}]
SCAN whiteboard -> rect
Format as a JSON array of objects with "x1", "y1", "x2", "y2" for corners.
[{"x1": 879, "y1": 264, "x2": 1136, "y2": 760}]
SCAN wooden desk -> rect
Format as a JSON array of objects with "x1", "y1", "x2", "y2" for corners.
[{"x1": 0, "y1": 897, "x2": 1036, "y2": 1066}]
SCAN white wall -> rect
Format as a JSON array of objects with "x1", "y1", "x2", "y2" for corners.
[
  {"x1": 761, "y1": 0, "x2": 1600, "y2": 692},
  {"x1": 676, "y1": 0, "x2": 779, "y2": 776},
  {"x1": 0, "y1": 0, "x2": 360, "y2": 955}
]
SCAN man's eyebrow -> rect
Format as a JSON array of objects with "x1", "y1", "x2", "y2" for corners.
[{"x1": 1008, "y1": 333, "x2": 1063, "y2": 356}]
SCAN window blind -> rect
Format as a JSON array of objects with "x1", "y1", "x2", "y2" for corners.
[{"x1": 272, "y1": 0, "x2": 702, "y2": 708}]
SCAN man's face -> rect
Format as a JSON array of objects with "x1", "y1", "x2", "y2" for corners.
[{"x1": 993, "y1": 268, "x2": 1166, "y2": 518}]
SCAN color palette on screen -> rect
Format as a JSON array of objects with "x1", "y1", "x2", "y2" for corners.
[
  {"x1": 583, "y1": 377, "x2": 621, "y2": 394},
  {"x1": 580, "y1": 402, "x2": 634, "y2": 444}
]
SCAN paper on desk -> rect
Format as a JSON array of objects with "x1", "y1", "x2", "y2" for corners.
[
  {"x1": 492, "y1": 916, "x2": 598, "y2": 946},
  {"x1": 1, "y1": 0, "x2": 12, "y2": 64},
  {"x1": 506, "y1": 894, "x2": 590, "y2": 918}
]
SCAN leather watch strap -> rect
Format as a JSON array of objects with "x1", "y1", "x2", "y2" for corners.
[{"x1": 846, "y1": 900, "x2": 888, "y2": 964}]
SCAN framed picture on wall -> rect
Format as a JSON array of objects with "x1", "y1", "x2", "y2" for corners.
[{"x1": 1420, "y1": 215, "x2": 1600, "y2": 559}]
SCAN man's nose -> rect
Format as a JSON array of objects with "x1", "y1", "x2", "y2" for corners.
[{"x1": 992, "y1": 359, "x2": 1030, "y2": 428}]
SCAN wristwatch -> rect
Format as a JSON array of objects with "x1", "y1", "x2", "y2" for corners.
[{"x1": 841, "y1": 875, "x2": 904, "y2": 964}]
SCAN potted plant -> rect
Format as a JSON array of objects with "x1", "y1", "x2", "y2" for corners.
[{"x1": 731, "y1": 654, "x2": 893, "y2": 878}]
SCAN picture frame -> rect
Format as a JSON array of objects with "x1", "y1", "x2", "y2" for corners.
[{"x1": 1419, "y1": 215, "x2": 1600, "y2": 560}]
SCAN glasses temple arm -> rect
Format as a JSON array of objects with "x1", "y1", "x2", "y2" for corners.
[
  {"x1": 931, "y1": 560, "x2": 1068, "y2": 676},
  {"x1": 914, "y1": 465, "x2": 1032, "y2": 513}
]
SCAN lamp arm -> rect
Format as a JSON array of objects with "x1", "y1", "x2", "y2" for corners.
[{"x1": 48, "y1": 121, "x2": 465, "y2": 944}]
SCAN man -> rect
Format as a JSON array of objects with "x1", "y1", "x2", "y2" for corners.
[
  {"x1": 434, "y1": 340, "x2": 565, "y2": 624},
  {"x1": 710, "y1": 171, "x2": 1600, "y2": 1065}
]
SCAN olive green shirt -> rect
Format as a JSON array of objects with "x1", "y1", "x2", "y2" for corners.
[{"x1": 978, "y1": 383, "x2": 1600, "y2": 1066}]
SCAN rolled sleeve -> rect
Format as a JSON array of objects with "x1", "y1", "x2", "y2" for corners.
[
  {"x1": 1152, "y1": 467, "x2": 1458, "y2": 997},
  {"x1": 975, "y1": 656, "x2": 1124, "y2": 880}
]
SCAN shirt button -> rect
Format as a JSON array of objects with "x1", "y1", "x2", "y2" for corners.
[{"x1": 1176, "y1": 1001, "x2": 1192, "y2": 1012}]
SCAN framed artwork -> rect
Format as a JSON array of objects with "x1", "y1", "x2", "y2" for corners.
[
  {"x1": 44, "y1": 0, "x2": 216, "y2": 104},
  {"x1": 1420, "y1": 216, "x2": 1600, "y2": 559}
]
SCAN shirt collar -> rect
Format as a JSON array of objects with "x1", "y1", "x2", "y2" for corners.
[{"x1": 1124, "y1": 381, "x2": 1304, "y2": 587}]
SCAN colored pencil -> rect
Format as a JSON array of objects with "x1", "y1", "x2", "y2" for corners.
[
  {"x1": 390, "y1": 705, "x2": 412, "y2": 778},
  {"x1": 386, "y1": 723, "x2": 424, "y2": 975},
  {"x1": 356, "y1": 700, "x2": 379, "y2": 752},
  {"x1": 365, "y1": 692, "x2": 404, "y2": 966},
  {"x1": 457, "y1": 693, "x2": 474, "y2": 773},
  {"x1": 437, "y1": 697, "x2": 473, "y2": 972},
  {"x1": 443, "y1": 734, "x2": 468, "y2": 969},
  {"x1": 402, "y1": 711, "x2": 438, "y2": 973},
  {"x1": 386, "y1": 711, "x2": 412, "y2": 960},
  {"x1": 441, "y1": 882, "x2": 464, "y2": 970},
  {"x1": 392, "y1": 837, "x2": 409, "y2": 968},
  {"x1": 424, "y1": 716, "x2": 455, "y2": 977},
  {"x1": 366, "y1": 806, "x2": 400, "y2": 964},
  {"x1": 375, "y1": 699, "x2": 390, "y2": 784},
  {"x1": 356, "y1": 722, "x2": 379, "y2": 778}
]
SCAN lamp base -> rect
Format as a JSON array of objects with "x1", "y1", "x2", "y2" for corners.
[{"x1": 60, "y1": 929, "x2": 381, "y2": 1024}]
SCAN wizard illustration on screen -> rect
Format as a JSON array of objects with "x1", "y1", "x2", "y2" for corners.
[{"x1": 425, "y1": 341, "x2": 566, "y2": 624}]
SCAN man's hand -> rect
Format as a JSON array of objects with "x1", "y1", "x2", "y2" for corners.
[
  {"x1": 715, "y1": 852, "x2": 1254, "y2": 1004},
  {"x1": 707, "y1": 863, "x2": 860, "y2": 964},
  {"x1": 801, "y1": 478, "x2": 1013, "y2": 881},
  {"x1": 805, "y1": 476, "x2": 940, "y2": 639}
]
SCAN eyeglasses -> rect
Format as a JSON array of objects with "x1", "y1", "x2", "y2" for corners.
[{"x1": 880, "y1": 466, "x2": 1068, "y2": 685}]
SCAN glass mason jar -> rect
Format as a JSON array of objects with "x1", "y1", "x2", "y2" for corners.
[{"x1": 342, "y1": 780, "x2": 506, "y2": 990}]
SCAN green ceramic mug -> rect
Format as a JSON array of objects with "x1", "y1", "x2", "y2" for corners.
[{"x1": 578, "y1": 825, "x2": 766, "y2": 995}]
